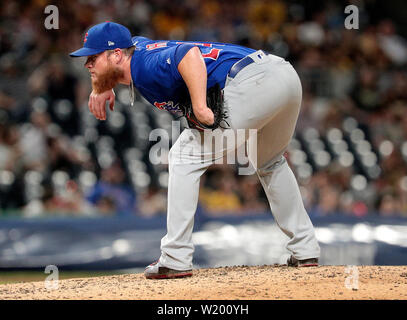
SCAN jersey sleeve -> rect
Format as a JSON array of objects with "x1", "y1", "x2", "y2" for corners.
[
  {"x1": 143, "y1": 43, "x2": 200, "y2": 90},
  {"x1": 171, "y1": 43, "x2": 200, "y2": 80}
]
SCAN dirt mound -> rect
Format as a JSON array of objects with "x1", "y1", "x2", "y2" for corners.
[{"x1": 1, "y1": 265, "x2": 406, "y2": 300}]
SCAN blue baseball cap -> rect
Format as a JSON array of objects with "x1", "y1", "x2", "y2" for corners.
[{"x1": 70, "y1": 22, "x2": 133, "y2": 57}]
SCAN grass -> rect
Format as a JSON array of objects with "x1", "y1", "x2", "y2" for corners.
[{"x1": 0, "y1": 270, "x2": 124, "y2": 285}]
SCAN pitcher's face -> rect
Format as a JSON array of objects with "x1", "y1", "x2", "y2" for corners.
[{"x1": 84, "y1": 51, "x2": 124, "y2": 93}]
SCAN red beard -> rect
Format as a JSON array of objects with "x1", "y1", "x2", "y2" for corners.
[{"x1": 92, "y1": 65, "x2": 124, "y2": 94}]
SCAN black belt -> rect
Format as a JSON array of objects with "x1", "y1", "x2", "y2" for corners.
[{"x1": 228, "y1": 56, "x2": 255, "y2": 79}]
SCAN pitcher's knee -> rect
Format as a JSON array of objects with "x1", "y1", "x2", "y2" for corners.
[{"x1": 257, "y1": 155, "x2": 286, "y2": 177}]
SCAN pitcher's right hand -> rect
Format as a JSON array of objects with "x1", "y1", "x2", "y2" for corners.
[{"x1": 88, "y1": 89, "x2": 115, "y2": 120}]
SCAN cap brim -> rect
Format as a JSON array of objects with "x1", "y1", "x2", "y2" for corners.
[{"x1": 69, "y1": 47, "x2": 105, "y2": 57}]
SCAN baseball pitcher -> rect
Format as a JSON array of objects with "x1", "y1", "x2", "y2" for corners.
[{"x1": 70, "y1": 22, "x2": 320, "y2": 279}]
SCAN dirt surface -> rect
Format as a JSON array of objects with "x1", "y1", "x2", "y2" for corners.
[{"x1": 1, "y1": 265, "x2": 407, "y2": 300}]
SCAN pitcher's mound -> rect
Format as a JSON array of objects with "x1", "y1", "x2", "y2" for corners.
[{"x1": 1, "y1": 265, "x2": 407, "y2": 300}]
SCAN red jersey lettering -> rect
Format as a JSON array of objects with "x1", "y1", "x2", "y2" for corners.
[
  {"x1": 154, "y1": 101, "x2": 167, "y2": 110},
  {"x1": 176, "y1": 42, "x2": 213, "y2": 47},
  {"x1": 202, "y1": 48, "x2": 221, "y2": 60},
  {"x1": 147, "y1": 42, "x2": 168, "y2": 50},
  {"x1": 153, "y1": 101, "x2": 182, "y2": 114}
]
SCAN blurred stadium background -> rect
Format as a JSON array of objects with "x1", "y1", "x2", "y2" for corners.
[{"x1": 1, "y1": 0, "x2": 407, "y2": 281}]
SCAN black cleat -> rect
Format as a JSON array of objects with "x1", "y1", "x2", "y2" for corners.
[
  {"x1": 287, "y1": 255, "x2": 319, "y2": 267},
  {"x1": 145, "y1": 260, "x2": 193, "y2": 279}
]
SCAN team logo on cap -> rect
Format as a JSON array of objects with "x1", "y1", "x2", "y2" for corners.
[
  {"x1": 84, "y1": 32, "x2": 88, "y2": 43},
  {"x1": 108, "y1": 41, "x2": 115, "y2": 46}
]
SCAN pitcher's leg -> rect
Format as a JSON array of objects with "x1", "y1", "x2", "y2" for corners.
[
  {"x1": 257, "y1": 155, "x2": 320, "y2": 259},
  {"x1": 159, "y1": 129, "x2": 206, "y2": 270},
  {"x1": 159, "y1": 128, "x2": 245, "y2": 270},
  {"x1": 247, "y1": 65, "x2": 320, "y2": 260}
]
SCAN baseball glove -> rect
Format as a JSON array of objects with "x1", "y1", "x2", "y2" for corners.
[{"x1": 178, "y1": 83, "x2": 229, "y2": 131}]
